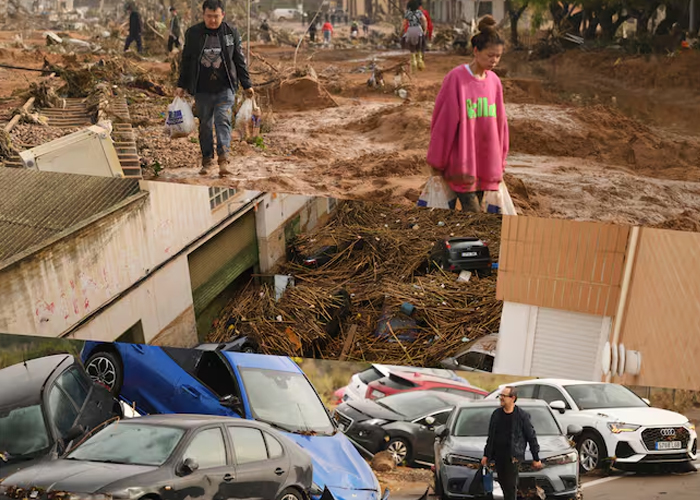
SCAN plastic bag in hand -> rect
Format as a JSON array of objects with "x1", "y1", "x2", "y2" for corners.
[
  {"x1": 416, "y1": 175, "x2": 456, "y2": 210},
  {"x1": 482, "y1": 189, "x2": 503, "y2": 215},
  {"x1": 165, "y1": 97, "x2": 196, "y2": 139}
]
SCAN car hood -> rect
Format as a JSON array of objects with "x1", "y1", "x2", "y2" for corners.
[
  {"x1": 342, "y1": 400, "x2": 403, "y2": 422},
  {"x1": 447, "y1": 435, "x2": 573, "y2": 460},
  {"x1": 579, "y1": 407, "x2": 689, "y2": 426},
  {"x1": 283, "y1": 432, "x2": 378, "y2": 492},
  {"x1": 1, "y1": 459, "x2": 157, "y2": 493}
]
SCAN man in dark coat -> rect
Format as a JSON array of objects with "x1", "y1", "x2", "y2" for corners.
[
  {"x1": 175, "y1": 0, "x2": 254, "y2": 176},
  {"x1": 124, "y1": 2, "x2": 143, "y2": 53},
  {"x1": 168, "y1": 6, "x2": 182, "y2": 52}
]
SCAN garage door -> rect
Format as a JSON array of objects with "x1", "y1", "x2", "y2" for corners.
[
  {"x1": 188, "y1": 210, "x2": 258, "y2": 314},
  {"x1": 530, "y1": 308, "x2": 608, "y2": 381}
]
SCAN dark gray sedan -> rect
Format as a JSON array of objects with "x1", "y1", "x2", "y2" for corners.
[
  {"x1": 0, "y1": 414, "x2": 313, "y2": 500},
  {"x1": 434, "y1": 400, "x2": 582, "y2": 500}
]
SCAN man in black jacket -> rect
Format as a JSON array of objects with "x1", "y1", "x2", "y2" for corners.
[
  {"x1": 124, "y1": 3, "x2": 143, "y2": 53},
  {"x1": 481, "y1": 386, "x2": 542, "y2": 500},
  {"x1": 176, "y1": 0, "x2": 254, "y2": 176},
  {"x1": 168, "y1": 6, "x2": 182, "y2": 52}
]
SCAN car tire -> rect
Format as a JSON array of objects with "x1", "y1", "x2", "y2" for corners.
[
  {"x1": 387, "y1": 437, "x2": 412, "y2": 466},
  {"x1": 577, "y1": 431, "x2": 605, "y2": 474},
  {"x1": 85, "y1": 350, "x2": 123, "y2": 396},
  {"x1": 276, "y1": 487, "x2": 302, "y2": 500}
]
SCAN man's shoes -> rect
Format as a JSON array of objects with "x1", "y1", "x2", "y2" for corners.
[
  {"x1": 218, "y1": 154, "x2": 230, "y2": 177},
  {"x1": 199, "y1": 157, "x2": 214, "y2": 175}
]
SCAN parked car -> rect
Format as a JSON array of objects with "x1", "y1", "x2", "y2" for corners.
[
  {"x1": 0, "y1": 354, "x2": 123, "y2": 476},
  {"x1": 365, "y1": 371, "x2": 488, "y2": 401},
  {"x1": 0, "y1": 414, "x2": 313, "y2": 500},
  {"x1": 80, "y1": 342, "x2": 385, "y2": 500},
  {"x1": 428, "y1": 237, "x2": 492, "y2": 276},
  {"x1": 440, "y1": 334, "x2": 498, "y2": 373},
  {"x1": 197, "y1": 337, "x2": 258, "y2": 354},
  {"x1": 486, "y1": 379, "x2": 699, "y2": 473},
  {"x1": 270, "y1": 8, "x2": 301, "y2": 21},
  {"x1": 434, "y1": 399, "x2": 581, "y2": 500},
  {"x1": 340, "y1": 365, "x2": 465, "y2": 404},
  {"x1": 334, "y1": 391, "x2": 467, "y2": 466}
]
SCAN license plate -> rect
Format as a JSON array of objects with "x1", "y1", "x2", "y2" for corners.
[
  {"x1": 656, "y1": 441, "x2": 681, "y2": 450},
  {"x1": 461, "y1": 251, "x2": 478, "y2": 257}
]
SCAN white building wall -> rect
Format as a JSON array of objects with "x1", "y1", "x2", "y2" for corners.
[{"x1": 493, "y1": 301, "x2": 537, "y2": 376}]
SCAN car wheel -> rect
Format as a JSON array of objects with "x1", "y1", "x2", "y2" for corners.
[
  {"x1": 242, "y1": 344, "x2": 257, "y2": 354},
  {"x1": 85, "y1": 351, "x2": 123, "y2": 395},
  {"x1": 387, "y1": 437, "x2": 411, "y2": 465},
  {"x1": 276, "y1": 487, "x2": 302, "y2": 500},
  {"x1": 278, "y1": 16, "x2": 286, "y2": 22},
  {"x1": 577, "y1": 431, "x2": 605, "y2": 473}
]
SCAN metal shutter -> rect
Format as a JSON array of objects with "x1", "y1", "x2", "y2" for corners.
[
  {"x1": 188, "y1": 211, "x2": 258, "y2": 314},
  {"x1": 530, "y1": 308, "x2": 605, "y2": 381}
]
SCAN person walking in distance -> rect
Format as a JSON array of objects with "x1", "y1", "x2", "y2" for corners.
[
  {"x1": 175, "y1": 0, "x2": 254, "y2": 177},
  {"x1": 402, "y1": 0, "x2": 427, "y2": 72},
  {"x1": 482, "y1": 386, "x2": 542, "y2": 500},
  {"x1": 168, "y1": 6, "x2": 182, "y2": 52},
  {"x1": 322, "y1": 17, "x2": 334, "y2": 47},
  {"x1": 124, "y1": 2, "x2": 143, "y2": 53},
  {"x1": 426, "y1": 16, "x2": 509, "y2": 212}
]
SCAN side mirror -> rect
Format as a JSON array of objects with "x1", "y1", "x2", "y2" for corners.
[
  {"x1": 179, "y1": 457, "x2": 199, "y2": 476},
  {"x1": 434, "y1": 425, "x2": 448, "y2": 438},
  {"x1": 424, "y1": 416, "x2": 436, "y2": 427},
  {"x1": 550, "y1": 400, "x2": 567, "y2": 414},
  {"x1": 642, "y1": 398, "x2": 651, "y2": 406},
  {"x1": 220, "y1": 395, "x2": 243, "y2": 412},
  {"x1": 567, "y1": 424, "x2": 583, "y2": 436}
]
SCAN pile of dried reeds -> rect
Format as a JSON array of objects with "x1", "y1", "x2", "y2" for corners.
[{"x1": 208, "y1": 200, "x2": 502, "y2": 366}]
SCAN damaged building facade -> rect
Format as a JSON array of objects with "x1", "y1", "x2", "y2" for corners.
[{"x1": 0, "y1": 168, "x2": 335, "y2": 347}]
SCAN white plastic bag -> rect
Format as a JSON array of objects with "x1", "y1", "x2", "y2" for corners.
[
  {"x1": 417, "y1": 175, "x2": 456, "y2": 210},
  {"x1": 165, "y1": 97, "x2": 195, "y2": 139},
  {"x1": 482, "y1": 190, "x2": 504, "y2": 214},
  {"x1": 235, "y1": 98, "x2": 254, "y2": 135}
]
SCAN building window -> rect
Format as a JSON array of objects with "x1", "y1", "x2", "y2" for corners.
[
  {"x1": 209, "y1": 187, "x2": 237, "y2": 210},
  {"x1": 477, "y1": 1, "x2": 493, "y2": 17}
]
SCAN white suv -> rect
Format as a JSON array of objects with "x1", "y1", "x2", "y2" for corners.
[{"x1": 486, "y1": 379, "x2": 698, "y2": 473}]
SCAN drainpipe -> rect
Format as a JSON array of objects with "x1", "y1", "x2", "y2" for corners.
[{"x1": 605, "y1": 225, "x2": 640, "y2": 383}]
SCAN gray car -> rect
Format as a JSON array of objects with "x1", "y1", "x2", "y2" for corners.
[
  {"x1": 434, "y1": 400, "x2": 581, "y2": 500},
  {"x1": 0, "y1": 414, "x2": 313, "y2": 500}
]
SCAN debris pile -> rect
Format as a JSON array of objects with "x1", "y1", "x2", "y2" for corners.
[{"x1": 209, "y1": 201, "x2": 502, "y2": 366}]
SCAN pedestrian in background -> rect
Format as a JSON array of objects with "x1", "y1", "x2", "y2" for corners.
[
  {"x1": 481, "y1": 386, "x2": 542, "y2": 500},
  {"x1": 168, "y1": 6, "x2": 182, "y2": 52},
  {"x1": 124, "y1": 2, "x2": 143, "y2": 53},
  {"x1": 176, "y1": 0, "x2": 254, "y2": 177},
  {"x1": 322, "y1": 17, "x2": 333, "y2": 47},
  {"x1": 402, "y1": 0, "x2": 427, "y2": 72},
  {"x1": 308, "y1": 20, "x2": 317, "y2": 43},
  {"x1": 426, "y1": 15, "x2": 508, "y2": 212}
]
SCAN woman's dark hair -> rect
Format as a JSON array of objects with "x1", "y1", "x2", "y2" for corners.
[
  {"x1": 202, "y1": 0, "x2": 224, "y2": 12},
  {"x1": 471, "y1": 15, "x2": 504, "y2": 51},
  {"x1": 406, "y1": 0, "x2": 420, "y2": 12}
]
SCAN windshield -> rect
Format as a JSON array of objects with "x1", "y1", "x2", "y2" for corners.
[
  {"x1": 67, "y1": 423, "x2": 184, "y2": 466},
  {"x1": 453, "y1": 407, "x2": 562, "y2": 437},
  {"x1": 358, "y1": 367, "x2": 384, "y2": 385},
  {"x1": 240, "y1": 368, "x2": 335, "y2": 435},
  {"x1": 377, "y1": 392, "x2": 453, "y2": 419},
  {"x1": 0, "y1": 405, "x2": 50, "y2": 460},
  {"x1": 564, "y1": 383, "x2": 648, "y2": 410}
]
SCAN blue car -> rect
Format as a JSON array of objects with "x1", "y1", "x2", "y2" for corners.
[{"x1": 81, "y1": 341, "x2": 387, "y2": 500}]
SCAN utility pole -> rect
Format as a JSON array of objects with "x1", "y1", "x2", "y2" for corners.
[
  {"x1": 247, "y1": 0, "x2": 251, "y2": 63},
  {"x1": 690, "y1": 0, "x2": 696, "y2": 36}
]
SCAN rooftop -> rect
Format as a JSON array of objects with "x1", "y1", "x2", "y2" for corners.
[{"x1": 0, "y1": 168, "x2": 142, "y2": 267}]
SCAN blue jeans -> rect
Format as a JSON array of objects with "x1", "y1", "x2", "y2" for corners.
[{"x1": 195, "y1": 88, "x2": 235, "y2": 159}]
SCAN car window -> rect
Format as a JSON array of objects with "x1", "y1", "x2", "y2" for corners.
[
  {"x1": 377, "y1": 392, "x2": 453, "y2": 419},
  {"x1": 456, "y1": 352, "x2": 494, "y2": 372},
  {"x1": 163, "y1": 347, "x2": 203, "y2": 375},
  {"x1": 194, "y1": 352, "x2": 240, "y2": 399},
  {"x1": 538, "y1": 385, "x2": 571, "y2": 409},
  {"x1": 514, "y1": 384, "x2": 537, "y2": 399},
  {"x1": 47, "y1": 384, "x2": 79, "y2": 438},
  {"x1": 358, "y1": 367, "x2": 384, "y2": 385},
  {"x1": 444, "y1": 388, "x2": 484, "y2": 400},
  {"x1": 264, "y1": 432, "x2": 284, "y2": 459},
  {"x1": 228, "y1": 427, "x2": 268, "y2": 464},
  {"x1": 57, "y1": 368, "x2": 90, "y2": 409},
  {"x1": 183, "y1": 428, "x2": 226, "y2": 469},
  {"x1": 453, "y1": 407, "x2": 561, "y2": 436},
  {"x1": 431, "y1": 410, "x2": 451, "y2": 426}
]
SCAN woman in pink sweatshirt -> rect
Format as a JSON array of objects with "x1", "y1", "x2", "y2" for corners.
[{"x1": 426, "y1": 16, "x2": 508, "y2": 212}]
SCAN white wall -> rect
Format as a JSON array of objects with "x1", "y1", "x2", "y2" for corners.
[{"x1": 493, "y1": 301, "x2": 537, "y2": 376}]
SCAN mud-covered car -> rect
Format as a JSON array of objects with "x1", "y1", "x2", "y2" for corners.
[
  {"x1": 0, "y1": 354, "x2": 122, "y2": 477},
  {"x1": 0, "y1": 415, "x2": 313, "y2": 500},
  {"x1": 434, "y1": 400, "x2": 581, "y2": 500}
]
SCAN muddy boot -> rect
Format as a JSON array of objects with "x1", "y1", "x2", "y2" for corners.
[
  {"x1": 410, "y1": 53, "x2": 418, "y2": 73},
  {"x1": 218, "y1": 154, "x2": 230, "y2": 177},
  {"x1": 417, "y1": 52, "x2": 425, "y2": 71},
  {"x1": 199, "y1": 157, "x2": 214, "y2": 175},
  {"x1": 460, "y1": 192, "x2": 481, "y2": 213}
]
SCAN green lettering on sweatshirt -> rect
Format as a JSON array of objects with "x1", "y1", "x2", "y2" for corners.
[{"x1": 466, "y1": 98, "x2": 497, "y2": 119}]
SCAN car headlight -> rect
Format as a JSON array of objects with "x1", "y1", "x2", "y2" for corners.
[
  {"x1": 684, "y1": 422, "x2": 696, "y2": 432},
  {"x1": 365, "y1": 418, "x2": 388, "y2": 427},
  {"x1": 607, "y1": 422, "x2": 641, "y2": 433},
  {"x1": 444, "y1": 453, "x2": 480, "y2": 467},
  {"x1": 544, "y1": 451, "x2": 578, "y2": 466},
  {"x1": 310, "y1": 483, "x2": 324, "y2": 496}
]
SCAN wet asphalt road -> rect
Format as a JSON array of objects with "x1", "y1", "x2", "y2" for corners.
[{"x1": 392, "y1": 461, "x2": 700, "y2": 500}]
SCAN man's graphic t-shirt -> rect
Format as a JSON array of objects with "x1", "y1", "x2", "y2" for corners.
[{"x1": 197, "y1": 29, "x2": 229, "y2": 93}]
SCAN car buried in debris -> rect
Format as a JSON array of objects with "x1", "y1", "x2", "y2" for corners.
[
  {"x1": 434, "y1": 400, "x2": 581, "y2": 500},
  {"x1": 0, "y1": 355, "x2": 123, "y2": 477},
  {"x1": 80, "y1": 342, "x2": 387, "y2": 500},
  {"x1": 0, "y1": 415, "x2": 314, "y2": 500}
]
